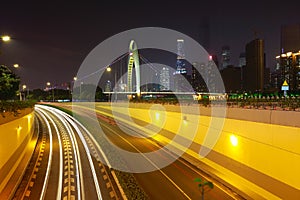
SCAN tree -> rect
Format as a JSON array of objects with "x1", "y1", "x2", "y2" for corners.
[
  {"x1": 0, "y1": 65, "x2": 20, "y2": 100},
  {"x1": 194, "y1": 177, "x2": 214, "y2": 200},
  {"x1": 95, "y1": 86, "x2": 104, "y2": 101}
]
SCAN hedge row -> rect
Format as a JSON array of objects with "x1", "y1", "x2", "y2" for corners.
[{"x1": 0, "y1": 100, "x2": 36, "y2": 117}]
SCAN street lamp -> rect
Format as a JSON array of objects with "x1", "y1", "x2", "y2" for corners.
[
  {"x1": 1, "y1": 35, "x2": 10, "y2": 42},
  {"x1": 5, "y1": 64, "x2": 23, "y2": 100},
  {"x1": 69, "y1": 76, "x2": 78, "y2": 98},
  {"x1": 80, "y1": 81, "x2": 83, "y2": 101},
  {"x1": 106, "y1": 66, "x2": 117, "y2": 102},
  {"x1": 47, "y1": 82, "x2": 54, "y2": 102},
  {"x1": 22, "y1": 84, "x2": 28, "y2": 100},
  {"x1": 13, "y1": 64, "x2": 19, "y2": 68},
  {"x1": 106, "y1": 66, "x2": 112, "y2": 72}
]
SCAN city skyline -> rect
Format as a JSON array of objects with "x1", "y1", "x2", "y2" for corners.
[{"x1": 0, "y1": 1, "x2": 299, "y2": 89}]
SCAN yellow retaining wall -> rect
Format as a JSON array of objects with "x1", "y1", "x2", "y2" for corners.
[
  {"x1": 0, "y1": 111, "x2": 35, "y2": 194},
  {"x1": 95, "y1": 104, "x2": 300, "y2": 199}
]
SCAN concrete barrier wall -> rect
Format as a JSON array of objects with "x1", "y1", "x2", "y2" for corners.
[
  {"x1": 0, "y1": 111, "x2": 35, "y2": 194},
  {"x1": 96, "y1": 103, "x2": 300, "y2": 199}
]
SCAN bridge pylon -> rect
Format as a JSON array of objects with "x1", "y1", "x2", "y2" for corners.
[{"x1": 127, "y1": 40, "x2": 140, "y2": 96}]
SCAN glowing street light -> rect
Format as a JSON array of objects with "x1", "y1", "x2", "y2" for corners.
[
  {"x1": 46, "y1": 82, "x2": 54, "y2": 102},
  {"x1": 73, "y1": 76, "x2": 77, "y2": 81},
  {"x1": 22, "y1": 85, "x2": 28, "y2": 100},
  {"x1": 13, "y1": 64, "x2": 19, "y2": 68},
  {"x1": 1, "y1": 35, "x2": 10, "y2": 42},
  {"x1": 106, "y1": 66, "x2": 118, "y2": 102},
  {"x1": 230, "y1": 134, "x2": 238, "y2": 146}
]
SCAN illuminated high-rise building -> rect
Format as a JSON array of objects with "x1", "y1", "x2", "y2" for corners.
[
  {"x1": 221, "y1": 45, "x2": 231, "y2": 69},
  {"x1": 174, "y1": 39, "x2": 188, "y2": 92},
  {"x1": 175, "y1": 39, "x2": 187, "y2": 74},
  {"x1": 105, "y1": 80, "x2": 112, "y2": 92},
  {"x1": 275, "y1": 52, "x2": 300, "y2": 91},
  {"x1": 160, "y1": 67, "x2": 170, "y2": 91},
  {"x1": 191, "y1": 62, "x2": 207, "y2": 92},
  {"x1": 207, "y1": 55, "x2": 216, "y2": 92},
  {"x1": 271, "y1": 24, "x2": 300, "y2": 91}
]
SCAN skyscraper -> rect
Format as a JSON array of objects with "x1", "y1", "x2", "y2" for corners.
[
  {"x1": 221, "y1": 45, "x2": 231, "y2": 69},
  {"x1": 160, "y1": 67, "x2": 170, "y2": 91},
  {"x1": 244, "y1": 39, "x2": 265, "y2": 92},
  {"x1": 275, "y1": 52, "x2": 300, "y2": 91},
  {"x1": 239, "y1": 52, "x2": 246, "y2": 67},
  {"x1": 274, "y1": 24, "x2": 300, "y2": 91},
  {"x1": 105, "y1": 80, "x2": 112, "y2": 92},
  {"x1": 175, "y1": 39, "x2": 187, "y2": 74},
  {"x1": 207, "y1": 55, "x2": 216, "y2": 92},
  {"x1": 174, "y1": 39, "x2": 188, "y2": 92}
]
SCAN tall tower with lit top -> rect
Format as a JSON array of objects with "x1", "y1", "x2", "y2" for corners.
[{"x1": 175, "y1": 39, "x2": 187, "y2": 75}]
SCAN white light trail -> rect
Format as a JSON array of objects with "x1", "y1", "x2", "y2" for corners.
[
  {"x1": 48, "y1": 108, "x2": 83, "y2": 200},
  {"x1": 42, "y1": 105, "x2": 103, "y2": 200},
  {"x1": 34, "y1": 108, "x2": 55, "y2": 200}
]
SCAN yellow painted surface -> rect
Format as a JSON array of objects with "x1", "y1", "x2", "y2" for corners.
[
  {"x1": 97, "y1": 104, "x2": 300, "y2": 195},
  {"x1": 0, "y1": 112, "x2": 34, "y2": 193}
]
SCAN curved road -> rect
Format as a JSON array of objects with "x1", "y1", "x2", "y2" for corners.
[
  {"x1": 13, "y1": 103, "x2": 245, "y2": 199},
  {"x1": 13, "y1": 105, "x2": 120, "y2": 200},
  {"x1": 57, "y1": 103, "x2": 245, "y2": 200}
]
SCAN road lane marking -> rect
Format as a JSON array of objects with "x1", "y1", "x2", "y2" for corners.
[
  {"x1": 58, "y1": 109, "x2": 105, "y2": 200},
  {"x1": 34, "y1": 108, "x2": 55, "y2": 200},
  {"x1": 103, "y1": 123, "x2": 192, "y2": 200}
]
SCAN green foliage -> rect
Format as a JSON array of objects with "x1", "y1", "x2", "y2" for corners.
[
  {"x1": 194, "y1": 177, "x2": 214, "y2": 199},
  {"x1": 194, "y1": 178, "x2": 214, "y2": 189},
  {"x1": 0, "y1": 65, "x2": 20, "y2": 100},
  {"x1": 0, "y1": 100, "x2": 36, "y2": 117},
  {"x1": 31, "y1": 89, "x2": 48, "y2": 101},
  {"x1": 72, "y1": 84, "x2": 104, "y2": 101}
]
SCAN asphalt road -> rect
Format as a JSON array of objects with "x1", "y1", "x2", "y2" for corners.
[
  {"x1": 64, "y1": 103, "x2": 244, "y2": 200},
  {"x1": 13, "y1": 105, "x2": 120, "y2": 200}
]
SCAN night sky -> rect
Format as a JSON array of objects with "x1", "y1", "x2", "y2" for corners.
[{"x1": 0, "y1": 1, "x2": 299, "y2": 89}]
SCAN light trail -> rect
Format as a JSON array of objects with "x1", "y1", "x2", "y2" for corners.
[
  {"x1": 50, "y1": 109, "x2": 83, "y2": 200},
  {"x1": 42, "y1": 105, "x2": 103, "y2": 200},
  {"x1": 34, "y1": 108, "x2": 57, "y2": 200}
]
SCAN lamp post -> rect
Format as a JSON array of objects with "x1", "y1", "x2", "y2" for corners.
[
  {"x1": 69, "y1": 76, "x2": 77, "y2": 99},
  {"x1": 47, "y1": 82, "x2": 54, "y2": 102},
  {"x1": 5, "y1": 63, "x2": 22, "y2": 100},
  {"x1": 106, "y1": 66, "x2": 117, "y2": 102},
  {"x1": 22, "y1": 84, "x2": 27, "y2": 100},
  {"x1": 80, "y1": 81, "x2": 83, "y2": 101}
]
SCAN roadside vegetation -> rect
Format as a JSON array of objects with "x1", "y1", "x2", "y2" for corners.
[{"x1": 0, "y1": 65, "x2": 36, "y2": 118}]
